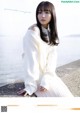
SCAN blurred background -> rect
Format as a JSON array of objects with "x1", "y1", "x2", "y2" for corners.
[{"x1": 0, "y1": 0, "x2": 80, "y2": 87}]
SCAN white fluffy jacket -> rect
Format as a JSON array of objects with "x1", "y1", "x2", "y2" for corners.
[{"x1": 23, "y1": 26, "x2": 57, "y2": 95}]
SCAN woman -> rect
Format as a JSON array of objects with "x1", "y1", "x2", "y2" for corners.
[{"x1": 18, "y1": 1, "x2": 73, "y2": 97}]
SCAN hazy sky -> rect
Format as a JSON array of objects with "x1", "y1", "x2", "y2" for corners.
[{"x1": 0, "y1": 0, "x2": 80, "y2": 37}]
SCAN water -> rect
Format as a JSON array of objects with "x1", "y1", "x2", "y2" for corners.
[
  {"x1": 0, "y1": 35, "x2": 25, "y2": 86},
  {"x1": 57, "y1": 35, "x2": 80, "y2": 67}
]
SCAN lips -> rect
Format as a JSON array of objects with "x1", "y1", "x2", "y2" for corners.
[{"x1": 41, "y1": 19, "x2": 46, "y2": 21}]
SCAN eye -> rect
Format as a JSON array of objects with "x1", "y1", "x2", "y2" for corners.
[
  {"x1": 38, "y1": 10, "x2": 42, "y2": 14},
  {"x1": 45, "y1": 10, "x2": 50, "y2": 14}
]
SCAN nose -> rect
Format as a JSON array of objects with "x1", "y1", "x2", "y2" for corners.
[{"x1": 42, "y1": 12, "x2": 46, "y2": 17}]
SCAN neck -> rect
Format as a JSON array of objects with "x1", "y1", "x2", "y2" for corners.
[{"x1": 42, "y1": 25, "x2": 48, "y2": 29}]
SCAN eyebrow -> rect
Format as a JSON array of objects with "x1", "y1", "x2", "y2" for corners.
[{"x1": 38, "y1": 9, "x2": 50, "y2": 12}]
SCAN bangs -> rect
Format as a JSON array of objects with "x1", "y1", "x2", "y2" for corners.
[{"x1": 37, "y1": 3, "x2": 51, "y2": 12}]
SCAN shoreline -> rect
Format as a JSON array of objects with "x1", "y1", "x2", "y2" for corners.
[{"x1": 0, "y1": 59, "x2": 80, "y2": 97}]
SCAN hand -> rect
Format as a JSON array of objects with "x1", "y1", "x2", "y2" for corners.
[
  {"x1": 39, "y1": 86, "x2": 47, "y2": 92},
  {"x1": 17, "y1": 90, "x2": 30, "y2": 97}
]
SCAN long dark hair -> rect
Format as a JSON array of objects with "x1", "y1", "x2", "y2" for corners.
[{"x1": 36, "y1": 1, "x2": 59, "y2": 45}]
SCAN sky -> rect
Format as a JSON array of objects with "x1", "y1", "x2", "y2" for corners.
[{"x1": 0, "y1": 0, "x2": 80, "y2": 37}]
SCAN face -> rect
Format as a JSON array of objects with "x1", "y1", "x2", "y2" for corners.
[{"x1": 37, "y1": 10, "x2": 51, "y2": 28}]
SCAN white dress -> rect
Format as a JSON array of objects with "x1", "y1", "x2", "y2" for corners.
[{"x1": 23, "y1": 26, "x2": 73, "y2": 97}]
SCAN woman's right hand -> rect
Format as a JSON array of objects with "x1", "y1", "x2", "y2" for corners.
[
  {"x1": 17, "y1": 89, "x2": 30, "y2": 96},
  {"x1": 39, "y1": 86, "x2": 47, "y2": 92}
]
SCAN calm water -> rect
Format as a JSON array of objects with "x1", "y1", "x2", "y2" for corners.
[
  {"x1": 0, "y1": 35, "x2": 80, "y2": 87},
  {"x1": 57, "y1": 36, "x2": 80, "y2": 67},
  {"x1": 0, "y1": 35, "x2": 25, "y2": 86}
]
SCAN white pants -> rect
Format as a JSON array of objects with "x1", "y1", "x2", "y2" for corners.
[{"x1": 35, "y1": 76, "x2": 73, "y2": 97}]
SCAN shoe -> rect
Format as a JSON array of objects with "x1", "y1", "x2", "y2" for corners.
[{"x1": 31, "y1": 93, "x2": 37, "y2": 97}]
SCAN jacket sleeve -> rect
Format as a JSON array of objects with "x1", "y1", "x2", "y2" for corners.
[
  {"x1": 40, "y1": 46, "x2": 57, "y2": 90},
  {"x1": 23, "y1": 30, "x2": 40, "y2": 95}
]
